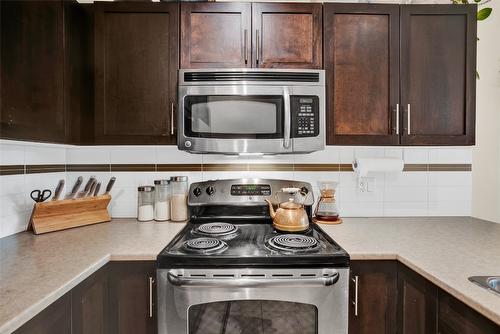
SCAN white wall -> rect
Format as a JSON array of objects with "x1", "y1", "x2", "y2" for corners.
[{"x1": 472, "y1": 0, "x2": 500, "y2": 223}]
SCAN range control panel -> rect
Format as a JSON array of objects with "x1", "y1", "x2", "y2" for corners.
[
  {"x1": 291, "y1": 96, "x2": 319, "y2": 138},
  {"x1": 231, "y1": 184, "x2": 272, "y2": 196}
]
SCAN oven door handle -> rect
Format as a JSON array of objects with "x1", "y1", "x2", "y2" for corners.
[
  {"x1": 167, "y1": 271, "x2": 339, "y2": 288},
  {"x1": 283, "y1": 87, "x2": 292, "y2": 150}
]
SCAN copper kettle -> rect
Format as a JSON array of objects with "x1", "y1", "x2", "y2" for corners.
[{"x1": 265, "y1": 189, "x2": 309, "y2": 232}]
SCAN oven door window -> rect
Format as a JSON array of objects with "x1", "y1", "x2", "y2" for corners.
[
  {"x1": 184, "y1": 96, "x2": 284, "y2": 139},
  {"x1": 188, "y1": 300, "x2": 318, "y2": 334}
]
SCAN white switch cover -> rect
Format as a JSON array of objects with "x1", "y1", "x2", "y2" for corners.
[{"x1": 358, "y1": 177, "x2": 376, "y2": 193}]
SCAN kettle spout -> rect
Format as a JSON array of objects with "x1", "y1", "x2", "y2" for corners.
[{"x1": 265, "y1": 199, "x2": 276, "y2": 219}]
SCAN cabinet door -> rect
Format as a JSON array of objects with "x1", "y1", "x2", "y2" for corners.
[
  {"x1": 13, "y1": 292, "x2": 71, "y2": 334},
  {"x1": 180, "y1": 3, "x2": 251, "y2": 69},
  {"x1": 438, "y1": 289, "x2": 499, "y2": 334},
  {"x1": 324, "y1": 4, "x2": 400, "y2": 145},
  {"x1": 72, "y1": 266, "x2": 109, "y2": 334},
  {"x1": 349, "y1": 261, "x2": 397, "y2": 334},
  {"x1": 252, "y1": 3, "x2": 322, "y2": 69},
  {"x1": 94, "y1": 3, "x2": 179, "y2": 144},
  {"x1": 397, "y1": 263, "x2": 437, "y2": 334},
  {"x1": 108, "y1": 261, "x2": 156, "y2": 334},
  {"x1": 1, "y1": 0, "x2": 66, "y2": 143},
  {"x1": 400, "y1": 5, "x2": 476, "y2": 145}
]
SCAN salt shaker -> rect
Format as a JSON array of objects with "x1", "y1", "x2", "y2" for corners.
[
  {"x1": 137, "y1": 186, "x2": 155, "y2": 222},
  {"x1": 154, "y1": 180, "x2": 170, "y2": 221},
  {"x1": 170, "y1": 176, "x2": 188, "y2": 222}
]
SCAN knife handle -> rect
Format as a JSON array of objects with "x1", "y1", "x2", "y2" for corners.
[
  {"x1": 52, "y1": 180, "x2": 65, "y2": 201},
  {"x1": 93, "y1": 182, "x2": 101, "y2": 196},
  {"x1": 105, "y1": 177, "x2": 116, "y2": 194}
]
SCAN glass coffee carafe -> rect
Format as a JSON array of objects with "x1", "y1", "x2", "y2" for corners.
[{"x1": 314, "y1": 181, "x2": 340, "y2": 221}]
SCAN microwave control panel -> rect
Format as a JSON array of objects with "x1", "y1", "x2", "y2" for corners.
[{"x1": 291, "y1": 96, "x2": 319, "y2": 137}]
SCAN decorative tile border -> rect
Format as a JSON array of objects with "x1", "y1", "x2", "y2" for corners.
[{"x1": 0, "y1": 163, "x2": 472, "y2": 175}]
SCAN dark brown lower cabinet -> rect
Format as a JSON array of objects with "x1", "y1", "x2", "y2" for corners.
[
  {"x1": 72, "y1": 265, "x2": 109, "y2": 334},
  {"x1": 397, "y1": 263, "x2": 438, "y2": 334},
  {"x1": 108, "y1": 261, "x2": 157, "y2": 334},
  {"x1": 13, "y1": 292, "x2": 72, "y2": 334},
  {"x1": 438, "y1": 289, "x2": 499, "y2": 334},
  {"x1": 349, "y1": 261, "x2": 398, "y2": 334},
  {"x1": 350, "y1": 261, "x2": 500, "y2": 334}
]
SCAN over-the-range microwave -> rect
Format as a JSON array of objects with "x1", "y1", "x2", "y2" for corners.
[{"x1": 177, "y1": 69, "x2": 325, "y2": 155}]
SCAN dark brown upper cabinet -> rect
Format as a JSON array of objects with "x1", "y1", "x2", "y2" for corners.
[
  {"x1": 180, "y1": 2, "x2": 322, "y2": 69},
  {"x1": 1, "y1": 0, "x2": 92, "y2": 145},
  {"x1": 397, "y1": 263, "x2": 438, "y2": 334},
  {"x1": 94, "y1": 2, "x2": 179, "y2": 145},
  {"x1": 1, "y1": 0, "x2": 65, "y2": 143},
  {"x1": 349, "y1": 261, "x2": 398, "y2": 334},
  {"x1": 180, "y1": 2, "x2": 252, "y2": 69},
  {"x1": 252, "y1": 3, "x2": 322, "y2": 69},
  {"x1": 324, "y1": 4, "x2": 400, "y2": 145},
  {"x1": 400, "y1": 5, "x2": 476, "y2": 145}
]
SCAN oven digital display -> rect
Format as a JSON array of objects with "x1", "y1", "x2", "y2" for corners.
[{"x1": 231, "y1": 184, "x2": 271, "y2": 196}]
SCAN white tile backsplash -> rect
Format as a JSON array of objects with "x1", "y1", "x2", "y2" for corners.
[{"x1": 0, "y1": 141, "x2": 475, "y2": 238}]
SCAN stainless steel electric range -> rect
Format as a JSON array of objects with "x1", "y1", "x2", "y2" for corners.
[{"x1": 157, "y1": 179, "x2": 350, "y2": 334}]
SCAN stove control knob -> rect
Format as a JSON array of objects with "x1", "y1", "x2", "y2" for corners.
[
  {"x1": 193, "y1": 187, "x2": 202, "y2": 197},
  {"x1": 206, "y1": 186, "x2": 215, "y2": 196},
  {"x1": 300, "y1": 186, "x2": 309, "y2": 195}
]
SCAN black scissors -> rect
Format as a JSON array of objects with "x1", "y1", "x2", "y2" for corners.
[{"x1": 31, "y1": 189, "x2": 52, "y2": 203}]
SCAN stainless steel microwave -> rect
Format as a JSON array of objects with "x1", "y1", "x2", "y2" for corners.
[{"x1": 177, "y1": 69, "x2": 325, "y2": 154}]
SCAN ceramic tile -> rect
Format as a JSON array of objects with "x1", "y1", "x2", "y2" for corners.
[
  {"x1": 0, "y1": 194, "x2": 26, "y2": 217},
  {"x1": 338, "y1": 202, "x2": 384, "y2": 217},
  {"x1": 66, "y1": 147, "x2": 110, "y2": 164},
  {"x1": 384, "y1": 186, "x2": 428, "y2": 202},
  {"x1": 384, "y1": 172, "x2": 428, "y2": 187},
  {"x1": 339, "y1": 172, "x2": 385, "y2": 188},
  {"x1": 110, "y1": 147, "x2": 156, "y2": 164},
  {"x1": 24, "y1": 146, "x2": 65, "y2": 165},
  {"x1": 157, "y1": 146, "x2": 202, "y2": 164},
  {"x1": 0, "y1": 175, "x2": 25, "y2": 196},
  {"x1": 385, "y1": 148, "x2": 403, "y2": 159},
  {"x1": 428, "y1": 172, "x2": 472, "y2": 187},
  {"x1": 383, "y1": 202, "x2": 428, "y2": 217},
  {"x1": 428, "y1": 148, "x2": 472, "y2": 164},
  {"x1": 402, "y1": 148, "x2": 429, "y2": 164},
  {"x1": 429, "y1": 186, "x2": 472, "y2": 202},
  {"x1": 338, "y1": 147, "x2": 355, "y2": 164},
  {"x1": 0, "y1": 211, "x2": 29, "y2": 238},
  {"x1": 428, "y1": 201, "x2": 472, "y2": 216},
  {"x1": 110, "y1": 201, "x2": 137, "y2": 218},
  {"x1": 293, "y1": 147, "x2": 340, "y2": 163},
  {"x1": 0, "y1": 143, "x2": 25, "y2": 165},
  {"x1": 338, "y1": 187, "x2": 384, "y2": 203}
]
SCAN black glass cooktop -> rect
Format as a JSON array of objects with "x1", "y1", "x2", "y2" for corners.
[{"x1": 157, "y1": 222, "x2": 350, "y2": 269}]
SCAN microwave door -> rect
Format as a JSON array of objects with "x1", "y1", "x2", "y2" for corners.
[{"x1": 178, "y1": 86, "x2": 292, "y2": 154}]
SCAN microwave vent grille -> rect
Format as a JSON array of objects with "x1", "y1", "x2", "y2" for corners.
[{"x1": 183, "y1": 71, "x2": 320, "y2": 83}]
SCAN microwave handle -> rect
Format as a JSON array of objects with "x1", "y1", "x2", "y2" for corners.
[{"x1": 283, "y1": 87, "x2": 291, "y2": 149}]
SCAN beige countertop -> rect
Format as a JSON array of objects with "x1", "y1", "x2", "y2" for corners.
[{"x1": 1, "y1": 217, "x2": 499, "y2": 333}]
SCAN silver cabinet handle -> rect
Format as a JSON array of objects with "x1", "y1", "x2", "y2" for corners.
[
  {"x1": 170, "y1": 102, "x2": 175, "y2": 136},
  {"x1": 256, "y1": 29, "x2": 260, "y2": 66},
  {"x1": 244, "y1": 29, "x2": 248, "y2": 65},
  {"x1": 167, "y1": 270, "x2": 339, "y2": 288},
  {"x1": 352, "y1": 275, "x2": 359, "y2": 316},
  {"x1": 283, "y1": 87, "x2": 291, "y2": 149},
  {"x1": 396, "y1": 103, "x2": 400, "y2": 135},
  {"x1": 407, "y1": 103, "x2": 411, "y2": 135},
  {"x1": 149, "y1": 276, "x2": 154, "y2": 318}
]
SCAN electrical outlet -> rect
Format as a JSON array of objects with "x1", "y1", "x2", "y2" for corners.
[{"x1": 358, "y1": 177, "x2": 376, "y2": 192}]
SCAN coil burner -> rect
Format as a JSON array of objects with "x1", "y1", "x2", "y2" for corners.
[
  {"x1": 266, "y1": 234, "x2": 320, "y2": 254},
  {"x1": 182, "y1": 237, "x2": 228, "y2": 254},
  {"x1": 193, "y1": 222, "x2": 239, "y2": 238}
]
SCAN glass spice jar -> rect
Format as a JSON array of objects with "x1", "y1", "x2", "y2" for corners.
[
  {"x1": 137, "y1": 186, "x2": 155, "y2": 222},
  {"x1": 170, "y1": 176, "x2": 188, "y2": 222},
  {"x1": 154, "y1": 180, "x2": 171, "y2": 221}
]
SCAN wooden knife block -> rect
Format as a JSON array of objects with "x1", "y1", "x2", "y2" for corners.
[{"x1": 29, "y1": 195, "x2": 112, "y2": 235}]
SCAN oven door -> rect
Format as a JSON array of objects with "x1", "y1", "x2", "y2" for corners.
[
  {"x1": 157, "y1": 268, "x2": 348, "y2": 334},
  {"x1": 178, "y1": 85, "x2": 293, "y2": 154}
]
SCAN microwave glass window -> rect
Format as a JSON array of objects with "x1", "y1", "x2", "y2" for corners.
[
  {"x1": 188, "y1": 300, "x2": 318, "y2": 334},
  {"x1": 185, "y1": 96, "x2": 283, "y2": 138}
]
